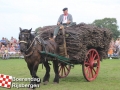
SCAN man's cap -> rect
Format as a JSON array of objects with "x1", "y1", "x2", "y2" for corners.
[{"x1": 63, "y1": 8, "x2": 68, "y2": 11}]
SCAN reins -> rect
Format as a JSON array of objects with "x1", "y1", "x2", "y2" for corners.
[
  {"x1": 19, "y1": 35, "x2": 41, "y2": 57},
  {"x1": 25, "y1": 36, "x2": 38, "y2": 52},
  {"x1": 22, "y1": 51, "x2": 34, "y2": 57},
  {"x1": 19, "y1": 32, "x2": 47, "y2": 59}
]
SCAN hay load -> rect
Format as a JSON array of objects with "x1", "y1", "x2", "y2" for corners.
[{"x1": 37, "y1": 23, "x2": 112, "y2": 61}]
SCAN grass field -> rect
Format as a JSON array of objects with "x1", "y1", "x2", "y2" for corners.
[{"x1": 0, "y1": 59, "x2": 120, "y2": 90}]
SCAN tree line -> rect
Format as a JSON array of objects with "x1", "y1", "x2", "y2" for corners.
[{"x1": 92, "y1": 18, "x2": 120, "y2": 39}]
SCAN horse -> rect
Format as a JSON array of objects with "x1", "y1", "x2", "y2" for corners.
[{"x1": 19, "y1": 28, "x2": 59, "y2": 89}]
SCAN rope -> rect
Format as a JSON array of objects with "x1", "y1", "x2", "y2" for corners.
[{"x1": 25, "y1": 35, "x2": 40, "y2": 52}]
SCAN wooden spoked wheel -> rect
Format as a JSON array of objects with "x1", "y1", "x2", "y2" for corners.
[
  {"x1": 58, "y1": 63, "x2": 71, "y2": 78},
  {"x1": 82, "y1": 49, "x2": 100, "y2": 81}
]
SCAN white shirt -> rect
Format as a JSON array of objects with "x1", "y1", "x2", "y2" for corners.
[{"x1": 62, "y1": 16, "x2": 67, "y2": 23}]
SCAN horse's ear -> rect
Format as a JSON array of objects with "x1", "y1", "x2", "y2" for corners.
[
  {"x1": 19, "y1": 27, "x2": 22, "y2": 32},
  {"x1": 29, "y1": 28, "x2": 32, "y2": 33}
]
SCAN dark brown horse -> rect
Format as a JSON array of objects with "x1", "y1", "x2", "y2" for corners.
[{"x1": 19, "y1": 28, "x2": 59, "y2": 89}]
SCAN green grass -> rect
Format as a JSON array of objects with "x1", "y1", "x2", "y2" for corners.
[{"x1": 0, "y1": 59, "x2": 120, "y2": 90}]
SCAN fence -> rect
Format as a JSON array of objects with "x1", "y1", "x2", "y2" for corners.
[{"x1": 0, "y1": 53, "x2": 24, "y2": 59}]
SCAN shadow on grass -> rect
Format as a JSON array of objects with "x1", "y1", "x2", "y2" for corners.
[{"x1": 60, "y1": 76, "x2": 87, "y2": 82}]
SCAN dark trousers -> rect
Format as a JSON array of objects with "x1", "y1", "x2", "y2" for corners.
[{"x1": 53, "y1": 22, "x2": 75, "y2": 37}]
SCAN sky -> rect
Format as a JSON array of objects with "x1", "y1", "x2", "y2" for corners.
[{"x1": 0, "y1": 0, "x2": 120, "y2": 40}]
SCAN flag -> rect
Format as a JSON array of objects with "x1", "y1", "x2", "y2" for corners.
[{"x1": 0, "y1": 74, "x2": 12, "y2": 88}]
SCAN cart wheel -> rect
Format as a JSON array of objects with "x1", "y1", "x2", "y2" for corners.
[
  {"x1": 82, "y1": 49, "x2": 100, "y2": 81},
  {"x1": 58, "y1": 63, "x2": 71, "y2": 78}
]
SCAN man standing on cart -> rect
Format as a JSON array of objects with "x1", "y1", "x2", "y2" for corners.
[{"x1": 52, "y1": 7, "x2": 73, "y2": 40}]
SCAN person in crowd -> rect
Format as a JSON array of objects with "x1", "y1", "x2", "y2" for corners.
[
  {"x1": 15, "y1": 42, "x2": 20, "y2": 54},
  {"x1": 2, "y1": 47, "x2": 9, "y2": 59},
  {"x1": 6, "y1": 44, "x2": 10, "y2": 51},
  {"x1": 116, "y1": 42, "x2": 120, "y2": 57},
  {"x1": 5, "y1": 38, "x2": 9, "y2": 45},
  {"x1": 108, "y1": 47, "x2": 113, "y2": 59},
  {"x1": 10, "y1": 37, "x2": 17, "y2": 46},
  {"x1": 115, "y1": 38, "x2": 120, "y2": 47},
  {"x1": 0, "y1": 37, "x2": 7, "y2": 46},
  {"x1": 109, "y1": 38, "x2": 115, "y2": 49},
  {"x1": 8, "y1": 45, "x2": 16, "y2": 55},
  {"x1": 111, "y1": 39, "x2": 117, "y2": 55},
  {"x1": 0, "y1": 45, "x2": 7, "y2": 59},
  {"x1": 10, "y1": 37, "x2": 14, "y2": 44},
  {"x1": 0, "y1": 45, "x2": 5, "y2": 54},
  {"x1": 108, "y1": 39, "x2": 115, "y2": 59}
]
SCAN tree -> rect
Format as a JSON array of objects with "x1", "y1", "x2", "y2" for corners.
[
  {"x1": 92, "y1": 18, "x2": 120, "y2": 39},
  {"x1": 35, "y1": 27, "x2": 42, "y2": 32}
]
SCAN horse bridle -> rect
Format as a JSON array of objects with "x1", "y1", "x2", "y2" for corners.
[
  {"x1": 19, "y1": 41, "x2": 28, "y2": 44},
  {"x1": 19, "y1": 32, "x2": 36, "y2": 57},
  {"x1": 19, "y1": 32, "x2": 47, "y2": 58},
  {"x1": 19, "y1": 33, "x2": 37, "y2": 51}
]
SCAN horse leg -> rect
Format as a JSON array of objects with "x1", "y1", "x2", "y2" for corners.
[
  {"x1": 53, "y1": 60, "x2": 59, "y2": 83},
  {"x1": 27, "y1": 63, "x2": 33, "y2": 75},
  {"x1": 27, "y1": 62, "x2": 41, "y2": 89},
  {"x1": 32, "y1": 62, "x2": 41, "y2": 84},
  {"x1": 43, "y1": 61, "x2": 50, "y2": 85},
  {"x1": 27, "y1": 63, "x2": 36, "y2": 89}
]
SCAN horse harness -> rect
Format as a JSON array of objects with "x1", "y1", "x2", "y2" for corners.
[{"x1": 19, "y1": 34, "x2": 47, "y2": 57}]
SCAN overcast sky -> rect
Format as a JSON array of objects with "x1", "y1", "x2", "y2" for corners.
[{"x1": 0, "y1": 0, "x2": 120, "y2": 40}]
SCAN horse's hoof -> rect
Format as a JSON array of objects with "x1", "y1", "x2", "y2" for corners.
[{"x1": 43, "y1": 81, "x2": 48, "y2": 85}]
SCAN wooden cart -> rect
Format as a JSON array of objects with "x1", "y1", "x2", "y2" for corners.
[{"x1": 40, "y1": 27, "x2": 100, "y2": 82}]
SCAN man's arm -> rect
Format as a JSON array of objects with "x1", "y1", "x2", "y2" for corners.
[
  {"x1": 57, "y1": 15, "x2": 62, "y2": 25},
  {"x1": 67, "y1": 14, "x2": 73, "y2": 24}
]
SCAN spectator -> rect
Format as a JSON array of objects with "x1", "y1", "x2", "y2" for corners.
[
  {"x1": 0, "y1": 37, "x2": 7, "y2": 46},
  {"x1": 116, "y1": 42, "x2": 120, "y2": 57},
  {"x1": 6, "y1": 44, "x2": 10, "y2": 52},
  {"x1": 115, "y1": 38, "x2": 120, "y2": 47},
  {"x1": 0, "y1": 45, "x2": 5, "y2": 58},
  {"x1": 15, "y1": 42, "x2": 20, "y2": 52},
  {"x1": 10, "y1": 37, "x2": 17, "y2": 46},
  {"x1": 15, "y1": 42, "x2": 20, "y2": 55},
  {"x1": 10, "y1": 37, "x2": 14, "y2": 44},
  {"x1": 109, "y1": 38, "x2": 115, "y2": 49},
  {"x1": 108, "y1": 47, "x2": 113, "y2": 59},
  {"x1": 8, "y1": 45, "x2": 16, "y2": 55},
  {"x1": 5, "y1": 38, "x2": 9, "y2": 45},
  {"x1": 0, "y1": 45, "x2": 5, "y2": 54},
  {"x1": 2, "y1": 47, "x2": 9, "y2": 59}
]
